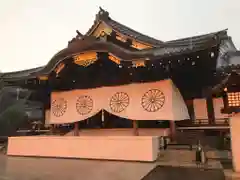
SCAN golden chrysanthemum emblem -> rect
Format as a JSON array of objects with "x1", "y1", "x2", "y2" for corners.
[
  {"x1": 141, "y1": 89, "x2": 165, "y2": 112},
  {"x1": 51, "y1": 98, "x2": 67, "y2": 117},
  {"x1": 110, "y1": 92, "x2": 130, "y2": 113},
  {"x1": 76, "y1": 95, "x2": 93, "y2": 115}
]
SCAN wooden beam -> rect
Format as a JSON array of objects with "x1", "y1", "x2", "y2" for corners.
[
  {"x1": 206, "y1": 96, "x2": 215, "y2": 124},
  {"x1": 169, "y1": 121, "x2": 176, "y2": 141},
  {"x1": 50, "y1": 124, "x2": 55, "y2": 135}
]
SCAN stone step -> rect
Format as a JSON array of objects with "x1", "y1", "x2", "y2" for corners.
[
  {"x1": 158, "y1": 150, "x2": 195, "y2": 162},
  {"x1": 159, "y1": 149, "x2": 232, "y2": 163}
]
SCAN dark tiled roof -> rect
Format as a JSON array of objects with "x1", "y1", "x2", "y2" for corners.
[
  {"x1": 86, "y1": 8, "x2": 231, "y2": 49},
  {"x1": 216, "y1": 37, "x2": 240, "y2": 69},
  {"x1": 164, "y1": 30, "x2": 228, "y2": 46},
  {"x1": 105, "y1": 19, "x2": 163, "y2": 46},
  {"x1": 212, "y1": 72, "x2": 240, "y2": 93},
  {"x1": 0, "y1": 28, "x2": 230, "y2": 81},
  {"x1": 34, "y1": 29, "x2": 225, "y2": 75},
  {"x1": 86, "y1": 7, "x2": 163, "y2": 46},
  {"x1": 1, "y1": 66, "x2": 44, "y2": 80}
]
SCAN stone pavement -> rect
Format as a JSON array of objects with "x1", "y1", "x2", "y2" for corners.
[
  {"x1": 224, "y1": 169, "x2": 240, "y2": 180},
  {"x1": 156, "y1": 149, "x2": 240, "y2": 180},
  {"x1": 157, "y1": 149, "x2": 223, "y2": 169},
  {"x1": 0, "y1": 154, "x2": 157, "y2": 180},
  {"x1": 142, "y1": 166, "x2": 225, "y2": 180},
  {"x1": 0, "y1": 149, "x2": 238, "y2": 180}
]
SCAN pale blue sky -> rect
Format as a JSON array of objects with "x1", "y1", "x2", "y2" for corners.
[{"x1": 0, "y1": 0, "x2": 239, "y2": 72}]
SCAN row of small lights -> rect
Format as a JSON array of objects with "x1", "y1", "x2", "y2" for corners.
[
  {"x1": 116, "y1": 52, "x2": 215, "y2": 69},
  {"x1": 69, "y1": 52, "x2": 215, "y2": 82}
]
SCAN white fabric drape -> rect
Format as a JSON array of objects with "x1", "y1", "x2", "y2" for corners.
[{"x1": 49, "y1": 79, "x2": 189, "y2": 124}]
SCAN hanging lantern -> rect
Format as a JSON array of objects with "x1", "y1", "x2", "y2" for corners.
[
  {"x1": 222, "y1": 86, "x2": 240, "y2": 114},
  {"x1": 227, "y1": 92, "x2": 240, "y2": 107},
  {"x1": 220, "y1": 73, "x2": 240, "y2": 114}
]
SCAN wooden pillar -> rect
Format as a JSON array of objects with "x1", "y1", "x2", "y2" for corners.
[
  {"x1": 206, "y1": 96, "x2": 215, "y2": 124},
  {"x1": 169, "y1": 121, "x2": 176, "y2": 141},
  {"x1": 133, "y1": 120, "x2": 139, "y2": 136},
  {"x1": 50, "y1": 124, "x2": 55, "y2": 135},
  {"x1": 74, "y1": 122, "x2": 79, "y2": 136}
]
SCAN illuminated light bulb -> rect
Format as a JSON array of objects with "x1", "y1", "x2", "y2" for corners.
[{"x1": 210, "y1": 52, "x2": 215, "y2": 58}]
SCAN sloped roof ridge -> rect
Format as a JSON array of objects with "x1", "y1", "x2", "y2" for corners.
[
  {"x1": 1, "y1": 66, "x2": 44, "y2": 79},
  {"x1": 105, "y1": 18, "x2": 163, "y2": 45},
  {"x1": 164, "y1": 29, "x2": 228, "y2": 46},
  {"x1": 85, "y1": 7, "x2": 164, "y2": 46}
]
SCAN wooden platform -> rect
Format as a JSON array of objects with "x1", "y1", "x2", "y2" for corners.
[{"x1": 7, "y1": 135, "x2": 159, "y2": 162}]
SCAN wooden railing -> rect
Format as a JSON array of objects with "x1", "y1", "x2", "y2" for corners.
[
  {"x1": 176, "y1": 118, "x2": 229, "y2": 127},
  {"x1": 193, "y1": 118, "x2": 229, "y2": 125}
]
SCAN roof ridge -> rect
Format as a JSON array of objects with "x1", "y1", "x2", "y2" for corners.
[
  {"x1": 106, "y1": 18, "x2": 163, "y2": 43},
  {"x1": 2, "y1": 66, "x2": 44, "y2": 75},
  {"x1": 165, "y1": 29, "x2": 228, "y2": 44},
  {"x1": 85, "y1": 7, "x2": 163, "y2": 46},
  {"x1": 85, "y1": 7, "x2": 109, "y2": 36}
]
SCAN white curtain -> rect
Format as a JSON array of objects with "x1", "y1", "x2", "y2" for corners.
[{"x1": 49, "y1": 79, "x2": 189, "y2": 124}]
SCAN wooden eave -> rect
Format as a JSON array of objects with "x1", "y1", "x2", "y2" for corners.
[
  {"x1": 211, "y1": 72, "x2": 240, "y2": 94},
  {"x1": 0, "y1": 29, "x2": 229, "y2": 83}
]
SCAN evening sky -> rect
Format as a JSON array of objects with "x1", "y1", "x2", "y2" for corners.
[{"x1": 0, "y1": 0, "x2": 239, "y2": 72}]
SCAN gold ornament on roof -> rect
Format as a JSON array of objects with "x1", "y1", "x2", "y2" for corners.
[
  {"x1": 108, "y1": 54, "x2": 121, "y2": 64},
  {"x1": 74, "y1": 52, "x2": 98, "y2": 67},
  {"x1": 116, "y1": 32, "x2": 127, "y2": 42},
  {"x1": 104, "y1": 27, "x2": 112, "y2": 35},
  {"x1": 55, "y1": 63, "x2": 65, "y2": 75},
  {"x1": 131, "y1": 40, "x2": 152, "y2": 50},
  {"x1": 38, "y1": 76, "x2": 48, "y2": 81},
  {"x1": 132, "y1": 60, "x2": 146, "y2": 67},
  {"x1": 95, "y1": 26, "x2": 112, "y2": 37}
]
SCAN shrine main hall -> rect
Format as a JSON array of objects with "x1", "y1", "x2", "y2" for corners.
[{"x1": 2, "y1": 8, "x2": 240, "y2": 172}]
